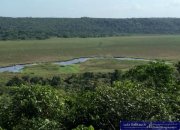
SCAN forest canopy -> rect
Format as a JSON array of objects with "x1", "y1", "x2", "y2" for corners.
[{"x1": 1, "y1": 17, "x2": 180, "y2": 40}]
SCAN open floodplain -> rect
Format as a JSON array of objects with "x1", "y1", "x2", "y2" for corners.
[
  {"x1": 0, "y1": 35, "x2": 180, "y2": 67},
  {"x1": 0, "y1": 35, "x2": 180, "y2": 84}
]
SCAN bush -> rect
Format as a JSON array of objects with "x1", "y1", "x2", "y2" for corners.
[
  {"x1": 50, "y1": 76, "x2": 61, "y2": 86},
  {"x1": 124, "y1": 62, "x2": 175, "y2": 91},
  {"x1": 13, "y1": 118, "x2": 62, "y2": 130},
  {"x1": 67, "y1": 81, "x2": 175, "y2": 129},
  {"x1": 72, "y1": 125, "x2": 94, "y2": 130},
  {"x1": 175, "y1": 61, "x2": 180, "y2": 74},
  {"x1": 0, "y1": 85, "x2": 65, "y2": 129},
  {"x1": 6, "y1": 76, "x2": 24, "y2": 86},
  {"x1": 111, "y1": 69, "x2": 122, "y2": 84},
  {"x1": 0, "y1": 94, "x2": 12, "y2": 130},
  {"x1": 1, "y1": 62, "x2": 179, "y2": 129}
]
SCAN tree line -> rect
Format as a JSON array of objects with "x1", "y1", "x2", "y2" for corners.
[{"x1": 1, "y1": 17, "x2": 180, "y2": 40}]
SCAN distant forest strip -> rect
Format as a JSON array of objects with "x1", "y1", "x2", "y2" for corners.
[{"x1": 1, "y1": 17, "x2": 180, "y2": 40}]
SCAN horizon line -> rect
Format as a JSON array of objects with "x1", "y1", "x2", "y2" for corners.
[{"x1": 1, "y1": 16, "x2": 180, "y2": 19}]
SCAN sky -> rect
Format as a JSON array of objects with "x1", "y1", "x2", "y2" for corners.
[{"x1": 0, "y1": 0, "x2": 180, "y2": 18}]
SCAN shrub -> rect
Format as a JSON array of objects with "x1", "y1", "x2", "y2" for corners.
[
  {"x1": 0, "y1": 85, "x2": 65, "y2": 129},
  {"x1": 67, "y1": 81, "x2": 175, "y2": 129},
  {"x1": 124, "y1": 62, "x2": 175, "y2": 92}
]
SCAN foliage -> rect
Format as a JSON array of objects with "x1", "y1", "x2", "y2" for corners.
[
  {"x1": 6, "y1": 76, "x2": 24, "y2": 86},
  {"x1": 124, "y1": 62, "x2": 175, "y2": 92},
  {"x1": 51, "y1": 76, "x2": 62, "y2": 86},
  {"x1": 175, "y1": 61, "x2": 180, "y2": 74},
  {"x1": 0, "y1": 94, "x2": 12, "y2": 129},
  {"x1": 13, "y1": 118, "x2": 62, "y2": 130},
  {"x1": 1, "y1": 17, "x2": 180, "y2": 40},
  {"x1": 0, "y1": 85, "x2": 65, "y2": 130},
  {"x1": 111, "y1": 69, "x2": 123, "y2": 84},
  {"x1": 6, "y1": 73, "x2": 111, "y2": 91},
  {"x1": 0, "y1": 62, "x2": 179, "y2": 129},
  {"x1": 66, "y1": 81, "x2": 176, "y2": 129},
  {"x1": 0, "y1": 127, "x2": 4, "y2": 130},
  {"x1": 72, "y1": 125, "x2": 94, "y2": 130}
]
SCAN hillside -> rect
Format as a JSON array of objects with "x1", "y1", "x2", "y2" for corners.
[{"x1": 1, "y1": 17, "x2": 180, "y2": 40}]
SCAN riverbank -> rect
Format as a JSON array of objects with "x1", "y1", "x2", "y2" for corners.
[{"x1": 0, "y1": 57, "x2": 155, "y2": 73}]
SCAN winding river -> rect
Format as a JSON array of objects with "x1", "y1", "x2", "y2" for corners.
[{"x1": 0, "y1": 57, "x2": 152, "y2": 73}]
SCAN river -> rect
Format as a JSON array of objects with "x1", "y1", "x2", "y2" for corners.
[{"x1": 0, "y1": 57, "x2": 152, "y2": 73}]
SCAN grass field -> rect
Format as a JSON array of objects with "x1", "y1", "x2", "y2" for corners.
[
  {"x1": 22, "y1": 59, "x2": 148, "y2": 75},
  {"x1": 23, "y1": 63, "x2": 80, "y2": 75},
  {"x1": 0, "y1": 35, "x2": 180, "y2": 67}
]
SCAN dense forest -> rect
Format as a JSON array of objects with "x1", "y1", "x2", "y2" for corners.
[
  {"x1": 1, "y1": 17, "x2": 180, "y2": 40},
  {"x1": 0, "y1": 62, "x2": 179, "y2": 129}
]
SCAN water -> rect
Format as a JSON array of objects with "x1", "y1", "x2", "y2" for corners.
[
  {"x1": 0, "y1": 57, "x2": 151, "y2": 73},
  {"x1": 54, "y1": 58, "x2": 91, "y2": 66},
  {"x1": 0, "y1": 65, "x2": 25, "y2": 73},
  {"x1": 0, "y1": 64, "x2": 36, "y2": 73},
  {"x1": 115, "y1": 57, "x2": 151, "y2": 62}
]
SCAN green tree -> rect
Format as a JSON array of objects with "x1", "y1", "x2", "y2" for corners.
[
  {"x1": 124, "y1": 62, "x2": 175, "y2": 92},
  {"x1": 175, "y1": 61, "x2": 180, "y2": 74},
  {"x1": 111, "y1": 69, "x2": 122, "y2": 84},
  {"x1": 13, "y1": 118, "x2": 62, "y2": 130},
  {"x1": 6, "y1": 76, "x2": 24, "y2": 86},
  {"x1": 72, "y1": 125, "x2": 94, "y2": 130},
  {"x1": 66, "y1": 81, "x2": 174, "y2": 129},
  {"x1": 51, "y1": 76, "x2": 62, "y2": 86},
  {"x1": 0, "y1": 85, "x2": 65, "y2": 129},
  {"x1": 0, "y1": 94, "x2": 13, "y2": 130}
]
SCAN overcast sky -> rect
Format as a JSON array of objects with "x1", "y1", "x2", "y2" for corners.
[{"x1": 1, "y1": 0, "x2": 180, "y2": 18}]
